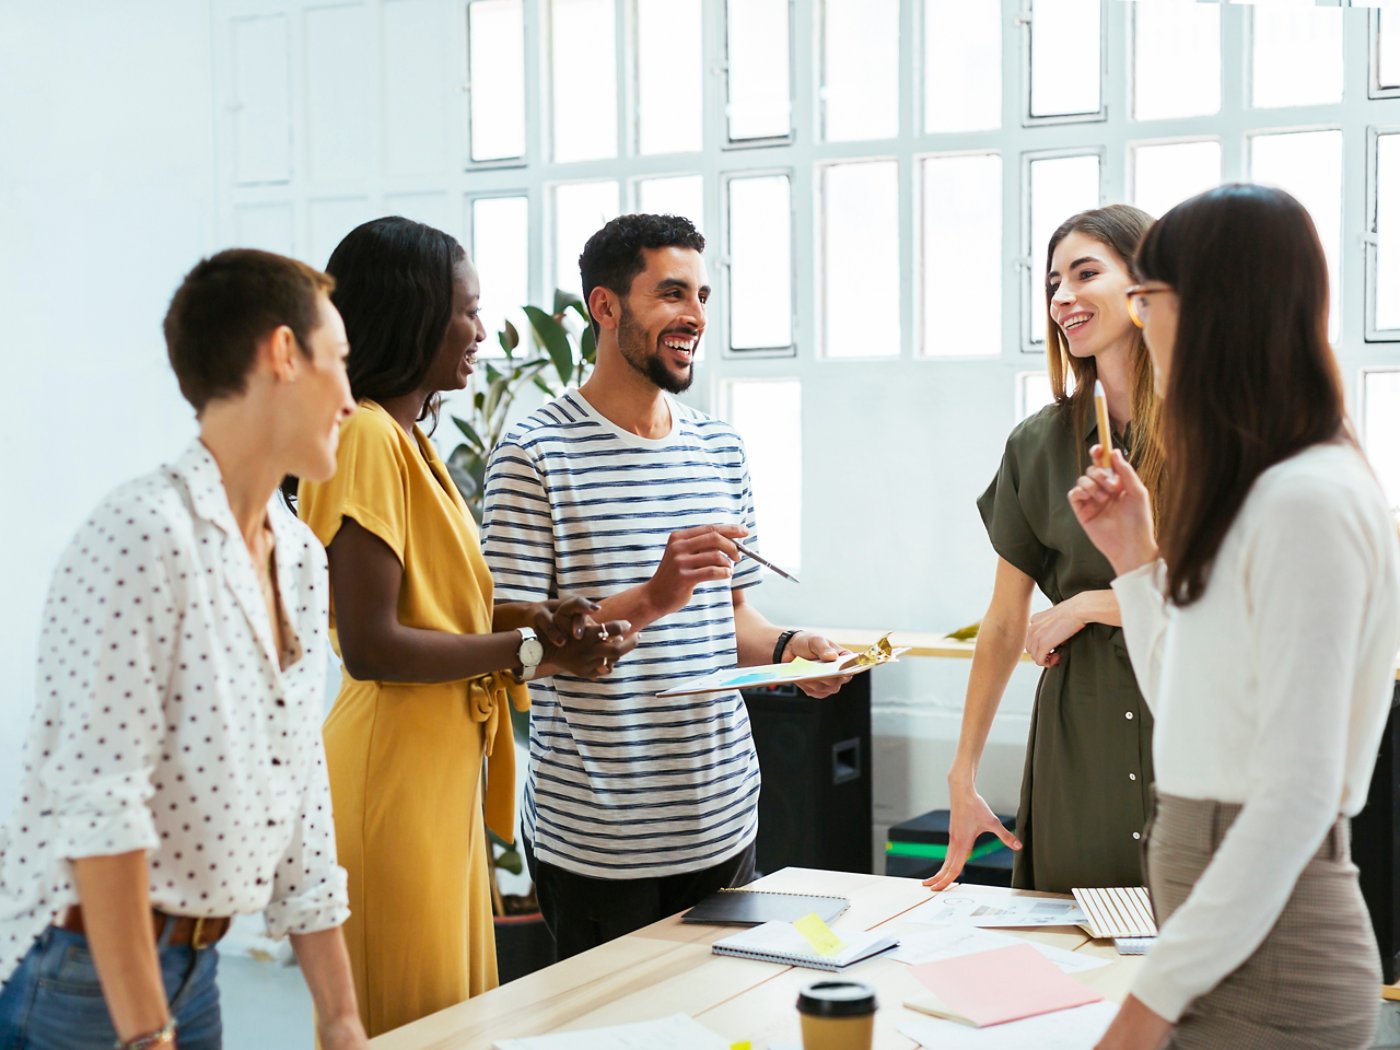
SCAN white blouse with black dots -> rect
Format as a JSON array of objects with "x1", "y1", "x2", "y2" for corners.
[{"x1": 0, "y1": 440, "x2": 349, "y2": 988}]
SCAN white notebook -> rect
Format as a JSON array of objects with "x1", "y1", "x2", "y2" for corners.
[{"x1": 712, "y1": 921, "x2": 898, "y2": 971}]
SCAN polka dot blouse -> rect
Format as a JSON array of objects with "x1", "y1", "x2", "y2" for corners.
[{"x1": 0, "y1": 441, "x2": 350, "y2": 989}]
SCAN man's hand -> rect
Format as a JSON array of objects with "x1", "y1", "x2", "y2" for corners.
[
  {"x1": 529, "y1": 595, "x2": 602, "y2": 647},
  {"x1": 1094, "y1": 995, "x2": 1174, "y2": 1050},
  {"x1": 547, "y1": 619, "x2": 637, "y2": 678},
  {"x1": 642, "y1": 524, "x2": 747, "y2": 619},
  {"x1": 782, "y1": 631, "x2": 854, "y2": 699}
]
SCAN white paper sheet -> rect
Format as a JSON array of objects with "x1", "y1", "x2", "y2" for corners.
[
  {"x1": 492, "y1": 1013, "x2": 728, "y2": 1049},
  {"x1": 887, "y1": 924, "x2": 1108, "y2": 974},
  {"x1": 897, "y1": 1000, "x2": 1118, "y2": 1049},
  {"x1": 904, "y1": 892, "x2": 1087, "y2": 928}
]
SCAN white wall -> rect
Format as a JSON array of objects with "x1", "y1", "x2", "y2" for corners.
[
  {"x1": 0, "y1": 2, "x2": 217, "y2": 816},
  {"x1": 0, "y1": 0, "x2": 1037, "y2": 849}
]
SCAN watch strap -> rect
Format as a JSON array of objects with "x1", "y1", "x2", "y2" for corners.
[{"x1": 773, "y1": 629, "x2": 801, "y2": 665}]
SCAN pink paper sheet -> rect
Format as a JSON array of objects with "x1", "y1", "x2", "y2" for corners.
[{"x1": 911, "y1": 942, "x2": 1104, "y2": 1027}]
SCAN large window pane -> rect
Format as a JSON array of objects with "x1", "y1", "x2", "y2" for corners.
[
  {"x1": 1250, "y1": 130, "x2": 1342, "y2": 342},
  {"x1": 1133, "y1": 1, "x2": 1219, "y2": 121},
  {"x1": 1018, "y1": 372, "x2": 1056, "y2": 422},
  {"x1": 551, "y1": 0, "x2": 616, "y2": 162},
  {"x1": 1252, "y1": 4, "x2": 1342, "y2": 109},
  {"x1": 1131, "y1": 140, "x2": 1221, "y2": 221},
  {"x1": 1028, "y1": 0, "x2": 1101, "y2": 119},
  {"x1": 1375, "y1": 133, "x2": 1400, "y2": 333},
  {"x1": 726, "y1": 0, "x2": 791, "y2": 141},
  {"x1": 636, "y1": 175, "x2": 704, "y2": 231},
  {"x1": 723, "y1": 379, "x2": 802, "y2": 573},
  {"x1": 553, "y1": 181, "x2": 619, "y2": 298},
  {"x1": 1027, "y1": 153, "x2": 1101, "y2": 345},
  {"x1": 1381, "y1": 14, "x2": 1400, "y2": 92},
  {"x1": 924, "y1": 0, "x2": 1000, "y2": 133},
  {"x1": 922, "y1": 154, "x2": 1001, "y2": 357},
  {"x1": 822, "y1": 0, "x2": 898, "y2": 141},
  {"x1": 467, "y1": 0, "x2": 525, "y2": 162},
  {"x1": 636, "y1": 0, "x2": 701, "y2": 154},
  {"x1": 727, "y1": 174, "x2": 792, "y2": 350},
  {"x1": 471, "y1": 196, "x2": 529, "y2": 355},
  {"x1": 1363, "y1": 371, "x2": 1400, "y2": 514},
  {"x1": 822, "y1": 161, "x2": 900, "y2": 358}
]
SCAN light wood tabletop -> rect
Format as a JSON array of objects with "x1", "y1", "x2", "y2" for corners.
[{"x1": 369, "y1": 868, "x2": 1140, "y2": 1049}]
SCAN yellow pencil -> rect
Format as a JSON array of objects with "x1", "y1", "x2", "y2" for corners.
[{"x1": 1093, "y1": 379, "x2": 1113, "y2": 470}]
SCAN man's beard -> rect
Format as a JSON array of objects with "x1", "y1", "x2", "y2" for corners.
[{"x1": 617, "y1": 304, "x2": 693, "y2": 394}]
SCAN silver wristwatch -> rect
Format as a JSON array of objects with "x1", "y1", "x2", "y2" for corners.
[{"x1": 515, "y1": 626, "x2": 545, "y2": 682}]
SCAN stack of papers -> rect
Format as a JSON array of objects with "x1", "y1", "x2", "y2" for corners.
[
  {"x1": 904, "y1": 942, "x2": 1103, "y2": 1027},
  {"x1": 904, "y1": 892, "x2": 1088, "y2": 929},
  {"x1": 898, "y1": 1002, "x2": 1119, "y2": 1049},
  {"x1": 887, "y1": 924, "x2": 1108, "y2": 975}
]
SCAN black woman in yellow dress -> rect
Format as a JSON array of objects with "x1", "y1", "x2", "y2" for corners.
[{"x1": 297, "y1": 217, "x2": 632, "y2": 1037}]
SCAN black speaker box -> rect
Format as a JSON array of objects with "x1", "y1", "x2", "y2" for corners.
[
  {"x1": 1354, "y1": 685, "x2": 1400, "y2": 983},
  {"x1": 741, "y1": 674, "x2": 873, "y2": 876}
]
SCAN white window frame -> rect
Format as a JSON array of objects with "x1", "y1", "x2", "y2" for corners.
[
  {"x1": 210, "y1": 0, "x2": 1400, "y2": 425},
  {"x1": 1367, "y1": 124, "x2": 1400, "y2": 343},
  {"x1": 1371, "y1": 11, "x2": 1399, "y2": 102}
]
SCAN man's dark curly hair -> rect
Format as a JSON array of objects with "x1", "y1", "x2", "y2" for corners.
[{"x1": 578, "y1": 214, "x2": 706, "y2": 335}]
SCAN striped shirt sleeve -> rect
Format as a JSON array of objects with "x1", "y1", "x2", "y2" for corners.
[{"x1": 482, "y1": 437, "x2": 556, "y2": 603}]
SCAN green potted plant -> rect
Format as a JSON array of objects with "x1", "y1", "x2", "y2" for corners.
[{"x1": 452, "y1": 291, "x2": 595, "y2": 982}]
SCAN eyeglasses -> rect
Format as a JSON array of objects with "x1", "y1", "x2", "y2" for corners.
[{"x1": 1125, "y1": 284, "x2": 1173, "y2": 329}]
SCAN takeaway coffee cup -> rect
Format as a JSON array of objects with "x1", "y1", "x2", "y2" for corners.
[{"x1": 796, "y1": 979, "x2": 877, "y2": 1050}]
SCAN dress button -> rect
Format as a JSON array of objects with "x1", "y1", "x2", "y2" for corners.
[
  {"x1": 1132, "y1": 832, "x2": 1142, "y2": 840},
  {"x1": 1125, "y1": 711, "x2": 1134, "y2": 720},
  {"x1": 1129, "y1": 773, "x2": 1137, "y2": 781}
]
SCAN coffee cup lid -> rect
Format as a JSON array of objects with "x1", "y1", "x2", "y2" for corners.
[{"x1": 796, "y1": 980, "x2": 877, "y2": 1018}]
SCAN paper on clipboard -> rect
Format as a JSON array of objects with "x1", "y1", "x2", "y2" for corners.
[{"x1": 656, "y1": 634, "x2": 909, "y2": 698}]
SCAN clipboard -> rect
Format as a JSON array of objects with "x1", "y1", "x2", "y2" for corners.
[{"x1": 656, "y1": 634, "x2": 909, "y2": 699}]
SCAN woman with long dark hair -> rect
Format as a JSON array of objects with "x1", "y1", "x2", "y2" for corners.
[
  {"x1": 928, "y1": 204, "x2": 1166, "y2": 894},
  {"x1": 1073, "y1": 184, "x2": 1397, "y2": 1049},
  {"x1": 297, "y1": 217, "x2": 633, "y2": 1036}
]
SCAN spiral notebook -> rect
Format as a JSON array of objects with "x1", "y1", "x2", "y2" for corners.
[
  {"x1": 681, "y1": 889, "x2": 849, "y2": 927},
  {"x1": 712, "y1": 921, "x2": 899, "y2": 971}
]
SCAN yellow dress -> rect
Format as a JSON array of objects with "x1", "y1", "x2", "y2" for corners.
[{"x1": 298, "y1": 400, "x2": 525, "y2": 1037}]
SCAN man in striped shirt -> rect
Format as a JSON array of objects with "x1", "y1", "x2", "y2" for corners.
[{"x1": 481, "y1": 214, "x2": 848, "y2": 959}]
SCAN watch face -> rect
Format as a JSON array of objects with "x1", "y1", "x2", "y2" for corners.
[{"x1": 520, "y1": 637, "x2": 545, "y2": 667}]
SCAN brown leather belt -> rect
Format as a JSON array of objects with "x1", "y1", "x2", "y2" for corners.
[{"x1": 59, "y1": 906, "x2": 231, "y2": 951}]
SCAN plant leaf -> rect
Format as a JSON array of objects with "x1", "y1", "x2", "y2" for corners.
[
  {"x1": 452, "y1": 415, "x2": 486, "y2": 451},
  {"x1": 499, "y1": 318, "x2": 520, "y2": 356},
  {"x1": 552, "y1": 287, "x2": 582, "y2": 317},
  {"x1": 524, "y1": 304, "x2": 575, "y2": 388}
]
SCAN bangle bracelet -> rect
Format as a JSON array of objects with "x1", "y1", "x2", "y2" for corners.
[
  {"x1": 116, "y1": 1019, "x2": 176, "y2": 1050},
  {"x1": 773, "y1": 629, "x2": 801, "y2": 665}
]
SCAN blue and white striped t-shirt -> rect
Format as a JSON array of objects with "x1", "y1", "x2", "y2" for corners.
[{"x1": 481, "y1": 390, "x2": 762, "y2": 879}]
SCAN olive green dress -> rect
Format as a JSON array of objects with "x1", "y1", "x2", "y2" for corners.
[{"x1": 977, "y1": 403, "x2": 1154, "y2": 893}]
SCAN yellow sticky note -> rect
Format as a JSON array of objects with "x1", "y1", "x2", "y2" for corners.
[
  {"x1": 793, "y1": 912, "x2": 846, "y2": 957},
  {"x1": 729, "y1": 1043, "x2": 752, "y2": 1050}
]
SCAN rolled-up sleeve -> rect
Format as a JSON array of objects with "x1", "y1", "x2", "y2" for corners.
[
  {"x1": 264, "y1": 734, "x2": 350, "y2": 938},
  {"x1": 36, "y1": 498, "x2": 179, "y2": 861}
]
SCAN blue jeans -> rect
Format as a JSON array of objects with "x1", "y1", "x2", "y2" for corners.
[{"x1": 0, "y1": 923, "x2": 221, "y2": 1049}]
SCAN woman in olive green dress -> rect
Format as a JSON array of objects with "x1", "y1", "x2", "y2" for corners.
[{"x1": 926, "y1": 205, "x2": 1167, "y2": 894}]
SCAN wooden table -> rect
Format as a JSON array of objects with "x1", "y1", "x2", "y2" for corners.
[{"x1": 370, "y1": 868, "x2": 1139, "y2": 1049}]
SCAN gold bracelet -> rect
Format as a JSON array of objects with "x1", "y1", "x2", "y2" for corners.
[{"x1": 115, "y1": 1019, "x2": 176, "y2": 1050}]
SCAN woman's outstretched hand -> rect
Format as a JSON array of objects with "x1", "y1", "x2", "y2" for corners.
[
  {"x1": 1068, "y1": 447, "x2": 1159, "y2": 577},
  {"x1": 922, "y1": 785, "x2": 1021, "y2": 892}
]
